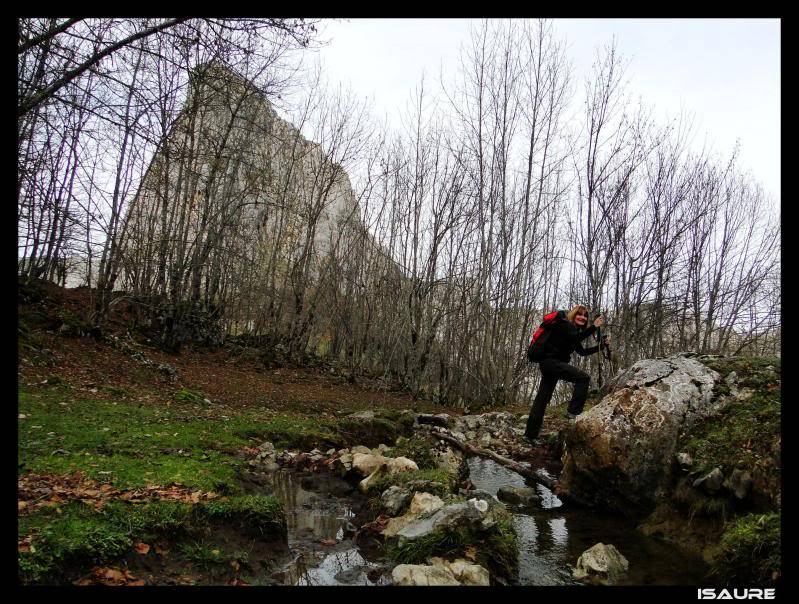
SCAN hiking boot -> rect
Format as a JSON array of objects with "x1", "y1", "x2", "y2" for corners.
[{"x1": 523, "y1": 435, "x2": 542, "y2": 446}]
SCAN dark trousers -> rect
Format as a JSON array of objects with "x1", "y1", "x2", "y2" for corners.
[{"x1": 525, "y1": 358, "x2": 590, "y2": 439}]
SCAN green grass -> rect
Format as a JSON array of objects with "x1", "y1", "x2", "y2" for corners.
[
  {"x1": 19, "y1": 384, "x2": 400, "y2": 492},
  {"x1": 369, "y1": 468, "x2": 455, "y2": 497},
  {"x1": 388, "y1": 436, "x2": 439, "y2": 470},
  {"x1": 713, "y1": 512, "x2": 780, "y2": 585},
  {"x1": 176, "y1": 540, "x2": 251, "y2": 568},
  {"x1": 200, "y1": 495, "x2": 286, "y2": 539},
  {"x1": 18, "y1": 500, "x2": 192, "y2": 583},
  {"x1": 17, "y1": 494, "x2": 285, "y2": 583}
]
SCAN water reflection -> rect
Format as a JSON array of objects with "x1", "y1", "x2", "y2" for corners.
[
  {"x1": 261, "y1": 469, "x2": 382, "y2": 585},
  {"x1": 467, "y1": 457, "x2": 709, "y2": 586}
]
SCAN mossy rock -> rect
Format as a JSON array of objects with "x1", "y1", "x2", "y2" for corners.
[{"x1": 387, "y1": 503, "x2": 518, "y2": 584}]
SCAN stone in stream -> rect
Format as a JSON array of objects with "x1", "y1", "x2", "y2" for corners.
[
  {"x1": 381, "y1": 492, "x2": 445, "y2": 538},
  {"x1": 392, "y1": 564, "x2": 460, "y2": 586},
  {"x1": 430, "y1": 557, "x2": 490, "y2": 586},
  {"x1": 395, "y1": 499, "x2": 491, "y2": 545},
  {"x1": 572, "y1": 543, "x2": 629, "y2": 585},
  {"x1": 496, "y1": 486, "x2": 539, "y2": 508}
]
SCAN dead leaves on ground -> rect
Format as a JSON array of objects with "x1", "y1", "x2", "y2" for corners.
[
  {"x1": 74, "y1": 567, "x2": 145, "y2": 586},
  {"x1": 18, "y1": 471, "x2": 219, "y2": 516}
]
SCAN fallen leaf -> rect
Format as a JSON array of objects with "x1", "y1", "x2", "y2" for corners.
[
  {"x1": 229, "y1": 578, "x2": 249, "y2": 586},
  {"x1": 230, "y1": 560, "x2": 240, "y2": 572},
  {"x1": 154, "y1": 543, "x2": 170, "y2": 555},
  {"x1": 464, "y1": 546, "x2": 477, "y2": 561},
  {"x1": 134, "y1": 542, "x2": 150, "y2": 555}
]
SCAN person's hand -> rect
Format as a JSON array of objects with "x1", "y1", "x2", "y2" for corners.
[{"x1": 593, "y1": 315, "x2": 604, "y2": 328}]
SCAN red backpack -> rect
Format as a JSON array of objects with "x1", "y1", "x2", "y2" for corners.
[{"x1": 526, "y1": 310, "x2": 565, "y2": 363}]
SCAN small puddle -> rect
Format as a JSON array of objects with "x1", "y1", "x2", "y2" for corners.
[
  {"x1": 255, "y1": 469, "x2": 390, "y2": 585},
  {"x1": 467, "y1": 457, "x2": 711, "y2": 586}
]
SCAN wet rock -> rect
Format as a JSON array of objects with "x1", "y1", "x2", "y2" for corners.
[
  {"x1": 396, "y1": 500, "x2": 488, "y2": 545},
  {"x1": 375, "y1": 444, "x2": 391, "y2": 455},
  {"x1": 573, "y1": 543, "x2": 629, "y2": 585},
  {"x1": 381, "y1": 486, "x2": 413, "y2": 516},
  {"x1": 391, "y1": 564, "x2": 460, "y2": 586},
  {"x1": 497, "y1": 486, "x2": 539, "y2": 508},
  {"x1": 693, "y1": 467, "x2": 725, "y2": 494},
  {"x1": 429, "y1": 557, "x2": 490, "y2": 586},
  {"x1": 723, "y1": 468, "x2": 753, "y2": 500},
  {"x1": 351, "y1": 445, "x2": 373, "y2": 455}
]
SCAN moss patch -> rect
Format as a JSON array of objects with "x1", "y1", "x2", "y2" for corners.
[{"x1": 681, "y1": 357, "x2": 780, "y2": 501}]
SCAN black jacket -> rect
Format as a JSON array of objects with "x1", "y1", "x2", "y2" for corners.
[{"x1": 541, "y1": 317, "x2": 599, "y2": 362}]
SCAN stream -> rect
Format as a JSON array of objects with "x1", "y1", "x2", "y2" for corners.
[{"x1": 256, "y1": 456, "x2": 710, "y2": 586}]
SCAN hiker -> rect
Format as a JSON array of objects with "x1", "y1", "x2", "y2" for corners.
[{"x1": 524, "y1": 305, "x2": 609, "y2": 443}]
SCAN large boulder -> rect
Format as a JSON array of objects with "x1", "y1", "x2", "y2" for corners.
[{"x1": 559, "y1": 354, "x2": 720, "y2": 511}]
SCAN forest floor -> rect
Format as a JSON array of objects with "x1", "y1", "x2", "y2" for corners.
[{"x1": 17, "y1": 278, "x2": 570, "y2": 585}]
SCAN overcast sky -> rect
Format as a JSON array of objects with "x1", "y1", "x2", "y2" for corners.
[{"x1": 309, "y1": 18, "x2": 780, "y2": 202}]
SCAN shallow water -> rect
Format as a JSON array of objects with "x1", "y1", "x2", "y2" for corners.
[
  {"x1": 255, "y1": 456, "x2": 710, "y2": 586},
  {"x1": 467, "y1": 457, "x2": 711, "y2": 586},
  {"x1": 258, "y1": 469, "x2": 390, "y2": 585}
]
